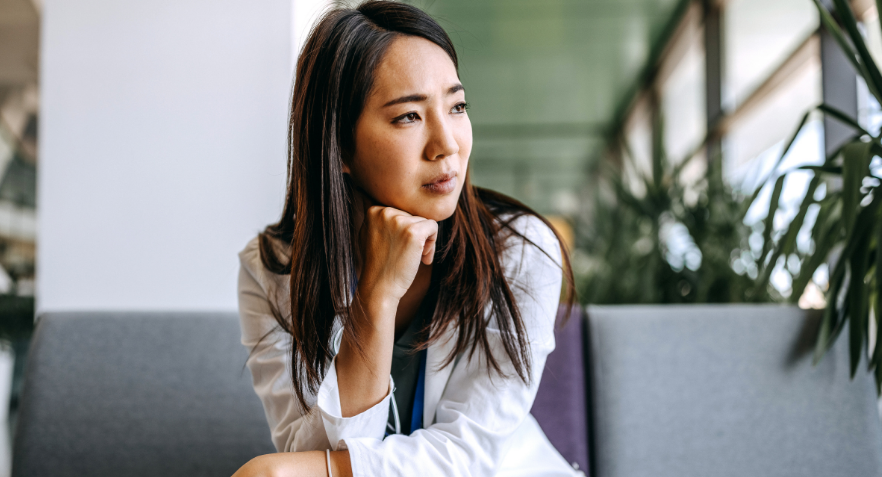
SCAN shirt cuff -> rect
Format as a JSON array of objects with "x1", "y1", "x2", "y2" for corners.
[{"x1": 316, "y1": 355, "x2": 394, "y2": 450}]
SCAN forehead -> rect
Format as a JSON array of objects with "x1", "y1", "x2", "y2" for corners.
[{"x1": 370, "y1": 36, "x2": 459, "y2": 100}]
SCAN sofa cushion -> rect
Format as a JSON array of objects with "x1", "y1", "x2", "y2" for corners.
[
  {"x1": 586, "y1": 304, "x2": 882, "y2": 477},
  {"x1": 12, "y1": 312, "x2": 275, "y2": 477}
]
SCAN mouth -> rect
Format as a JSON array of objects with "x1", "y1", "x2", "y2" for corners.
[{"x1": 422, "y1": 171, "x2": 458, "y2": 195}]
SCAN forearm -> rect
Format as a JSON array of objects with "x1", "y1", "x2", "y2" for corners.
[
  {"x1": 334, "y1": 288, "x2": 397, "y2": 417},
  {"x1": 233, "y1": 450, "x2": 352, "y2": 477}
]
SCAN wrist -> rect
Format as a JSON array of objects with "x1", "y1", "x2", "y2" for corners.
[
  {"x1": 353, "y1": 282, "x2": 399, "y2": 320},
  {"x1": 330, "y1": 450, "x2": 352, "y2": 477}
]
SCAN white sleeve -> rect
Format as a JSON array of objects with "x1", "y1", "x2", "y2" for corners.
[
  {"x1": 237, "y1": 238, "x2": 394, "y2": 453},
  {"x1": 340, "y1": 215, "x2": 563, "y2": 477}
]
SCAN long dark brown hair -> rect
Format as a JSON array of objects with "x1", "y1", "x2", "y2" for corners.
[{"x1": 257, "y1": 0, "x2": 575, "y2": 411}]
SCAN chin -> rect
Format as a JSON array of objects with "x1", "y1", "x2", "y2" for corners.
[{"x1": 412, "y1": 196, "x2": 459, "y2": 222}]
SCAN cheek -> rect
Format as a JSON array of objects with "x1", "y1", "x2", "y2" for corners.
[
  {"x1": 353, "y1": 126, "x2": 419, "y2": 195},
  {"x1": 456, "y1": 125, "x2": 473, "y2": 168}
]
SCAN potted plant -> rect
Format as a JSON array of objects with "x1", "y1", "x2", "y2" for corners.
[{"x1": 751, "y1": 0, "x2": 882, "y2": 390}]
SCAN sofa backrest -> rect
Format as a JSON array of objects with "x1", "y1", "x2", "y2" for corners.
[
  {"x1": 531, "y1": 306, "x2": 590, "y2": 473},
  {"x1": 586, "y1": 304, "x2": 882, "y2": 477},
  {"x1": 12, "y1": 312, "x2": 275, "y2": 477}
]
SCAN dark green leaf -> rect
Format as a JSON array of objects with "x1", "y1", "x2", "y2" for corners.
[
  {"x1": 832, "y1": 195, "x2": 879, "y2": 290},
  {"x1": 790, "y1": 210, "x2": 840, "y2": 301},
  {"x1": 744, "y1": 112, "x2": 812, "y2": 212},
  {"x1": 877, "y1": 0, "x2": 882, "y2": 48},
  {"x1": 875, "y1": 347, "x2": 882, "y2": 394},
  {"x1": 671, "y1": 144, "x2": 702, "y2": 180},
  {"x1": 831, "y1": 0, "x2": 882, "y2": 105},
  {"x1": 798, "y1": 165, "x2": 843, "y2": 174},
  {"x1": 813, "y1": 0, "x2": 862, "y2": 77},
  {"x1": 821, "y1": 193, "x2": 881, "y2": 374},
  {"x1": 816, "y1": 270, "x2": 845, "y2": 364},
  {"x1": 652, "y1": 112, "x2": 665, "y2": 191},
  {"x1": 756, "y1": 177, "x2": 820, "y2": 294},
  {"x1": 872, "y1": 207, "x2": 882, "y2": 382},
  {"x1": 841, "y1": 141, "x2": 873, "y2": 237},
  {"x1": 819, "y1": 104, "x2": 876, "y2": 139},
  {"x1": 818, "y1": 202, "x2": 878, "y2": 365},
  {"x1": 762, "y1": 175, "x2": 787, "y2": 262},
  {"x1": 780, "y1": 177, "x2": 821, "y2": 257},
  {"x1": 849, "y1": 229, "x2": 872, "y2": 378}
]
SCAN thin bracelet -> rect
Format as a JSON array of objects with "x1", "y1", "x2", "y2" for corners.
[{"x1": 326, "y1": 449, "x2": 333, "y2": 477}]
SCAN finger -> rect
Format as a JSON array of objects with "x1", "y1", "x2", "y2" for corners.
[
  {"x1": 422, "y1": 238, "x2": 436, "y2": 264},
  {"x1": 421, "y1": 222, "x2": 438, "y2": 265}
]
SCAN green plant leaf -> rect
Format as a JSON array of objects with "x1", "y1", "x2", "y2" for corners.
[
  {"x1": 877, "y1": 0, "x2": 882, "y2": 44},
  {"x1": 842, "y1": 141, "x2": 873, "y2": 237},
  {"x1": 819, "y1": 193, "x2": 881, "y2": 373},
  {"x1": 761, "y1": 175, "x2": 787, "y2": 263},
  {"x1": 671, "y1": 144, "x2": 703, "y2": 180},
  {"x1": 872, "y1": 206, "x2": 882, "y2": 381},
  {"x1": 781, "y1": 177, "x2": 822, "y2": 257},
  {"x1": 744, "y1": 111, "x2": 811, "y2": 212},
  {"x1": 816, "y1": 269, "x2": 845, "y2": 364},
  {"x1": 790, "y1": 206, "x2": 840, "y2": 301},
  {"x1": 818, "y1": 104, "x2": 876, "y2": 140},
  {"x1": 798, "y1": 165, "x2": 843, "y2": 174},
  {"x1": 813, "y1": 0, "x2": 862, "y2": 76},
  {"x1": 835, "y1": 194, "x2": 879, "y2": 289},
  {"x1": 849, "y1": 225, "x2": 873, "y2": 378},
  {"x1": 757, "y1": 177, "x2": 821, "y2": 295},
  {"x1": 817, "y1": 203, "x2": 876, "y2": 365},
  {"x1": 875, "y1": 347, "x2": 882, "y2": 394},
  {"x1": 831, "y1": 0, "x2": 882, "y2": 105}
]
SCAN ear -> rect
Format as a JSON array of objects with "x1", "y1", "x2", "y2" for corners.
[{"x1": 341, "y1": 161, "x2": 351, "y2": 174}]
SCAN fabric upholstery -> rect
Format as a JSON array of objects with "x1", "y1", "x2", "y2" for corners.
[
  {"x1": 12, "y1": 312, "x2": 275, "y2": 477},
  {"x1": 585, "y1": 304, "x2": 882, "y2": 477},
  {"x1": 14, "y1": 305, "x2": 882, "y2": 477},
  {"x1": 532, "y1": 306, "x2": 589, "y2": 474}
]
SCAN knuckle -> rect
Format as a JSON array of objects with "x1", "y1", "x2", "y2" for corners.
[
  {"x1": 403, "y1": 226, "x2": 419, "y2": 241},
  {"x1": 392, "y1": 215, "x2": 408, "y2": 228}
]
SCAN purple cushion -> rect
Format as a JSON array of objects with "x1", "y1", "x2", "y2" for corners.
[{"x1": 531, "y1": 306, "x2": 589, "y2": 474}]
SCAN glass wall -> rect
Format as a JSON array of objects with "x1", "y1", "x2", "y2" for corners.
[
  {"x1": 661, "y1": 17, "x2": 706, "y2": 166},
  {"x1": 723, "y1": 0, "x2": 818, "y2": 110},
  {"x1": 414, "y1": 0, "x2": 686, "y2": 217},
  {"x1": 603, "y1": 0, "x2": 834, "y2": 301},
  {"x1": 722, "y1": 54, "x2": 823, "y2": 192}
]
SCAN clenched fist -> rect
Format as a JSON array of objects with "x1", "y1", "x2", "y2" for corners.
[{"x1": 356, "y1": 205, "x2": 437, "y2": 304}]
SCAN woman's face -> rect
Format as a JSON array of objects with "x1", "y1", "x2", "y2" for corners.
[{"x1": 345, "y1": 35, "x2": 472, "y2": 222}]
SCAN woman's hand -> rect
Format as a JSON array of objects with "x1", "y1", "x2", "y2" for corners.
[
  {"x1": 333, "y1": 202, "x2": 436, "y2": 418},
  {"x1": 357, "y1": 205, "x2": 437, "y2": 305}
]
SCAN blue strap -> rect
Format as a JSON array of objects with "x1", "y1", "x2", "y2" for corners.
[{"x1": 410, "y1": 348, "x2": 427, "y2": 434}]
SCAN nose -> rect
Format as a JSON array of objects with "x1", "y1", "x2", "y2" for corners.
[{"x1": 425, "y1": 112, "x2": 459, "y2": 161}]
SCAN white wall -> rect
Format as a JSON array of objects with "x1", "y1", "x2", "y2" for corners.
[{"x1": 38, "y1": 0, "x2": 296, "y2": 311}]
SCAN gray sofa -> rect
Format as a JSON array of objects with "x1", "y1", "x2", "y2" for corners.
[{"x1": 12, "y1": 305, "x2": 882, "y2": 476}]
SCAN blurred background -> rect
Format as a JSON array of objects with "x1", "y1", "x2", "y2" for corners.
[{"x1": 0, "y1": 0, "x2": 878, "y2": 474}]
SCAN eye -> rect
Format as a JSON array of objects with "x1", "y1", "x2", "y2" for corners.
[
  {"x1": 451, "y1": 102, "x2": 469, "y2": 114},
  {"x1": 393, "y1": 112, "x2": 420, "y2": 124}
]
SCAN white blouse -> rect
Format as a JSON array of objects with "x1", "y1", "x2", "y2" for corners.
[{"x1": 237, "y1": 214, "x2": 581, "y2": 477}]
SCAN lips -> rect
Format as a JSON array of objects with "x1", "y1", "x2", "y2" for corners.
[{"x1": 422, "y1": 171, "x2": 458, "y2": 194}]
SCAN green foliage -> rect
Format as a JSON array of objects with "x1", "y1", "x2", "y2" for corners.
[
  {"x1": 750, "y1": 0, "x2": 882, "y2": 391},
  {"x1": 576, "y1": 114, "x2": 779, "y2": 305},
  {"x1": 0, "y1": 294, "x2": 34, "y2": 343}
]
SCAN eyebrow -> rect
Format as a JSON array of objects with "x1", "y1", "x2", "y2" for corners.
[{"x1": 382, "y1": 84, "x2": 465, "y2": 108}]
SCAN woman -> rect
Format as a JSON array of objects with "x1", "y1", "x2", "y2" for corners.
[{"x1": 234, "y1": 2, "x2": 578, "y2": 476}]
